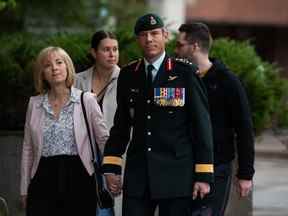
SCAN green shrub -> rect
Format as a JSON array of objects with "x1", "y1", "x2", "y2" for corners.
[
  {"x1": 1, "y1": 34, "x2": 288, "y2": 133},
  {"x1": 210, "y1": 38, "x2": 288, "y2": 133},
  {"x1": 0, "y1": 32, "x2": 92, "y2": 129},
  {"x1": 0, "y1": 33, "x2": 39, "y2": 129},
  {"x1": 116, "y1": 26, "x2": 141, "y2": 65}
]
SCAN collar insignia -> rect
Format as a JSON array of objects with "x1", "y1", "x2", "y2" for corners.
[{"x1": 165, "y1": 58, "x2": 173, "y2": 72}]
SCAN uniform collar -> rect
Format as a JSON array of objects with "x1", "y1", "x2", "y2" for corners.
[{"x1": 144, "y1": 51, "x2": 166, "y2": 71}]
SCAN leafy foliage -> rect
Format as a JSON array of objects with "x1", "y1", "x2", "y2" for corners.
[
  {"x1": 1, "y1": 34, "x2": 288, "y2": 132},
  {"x1": 0, "y1": 0, "x2": 16, "y2": 11},
  {"x1": 210, "y1": 38, "x2": 288, "y2": 133}
]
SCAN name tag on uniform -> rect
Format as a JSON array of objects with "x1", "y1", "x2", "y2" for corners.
[{"x1": 154, "y1": 88, "x2": 185, "y2": 107}]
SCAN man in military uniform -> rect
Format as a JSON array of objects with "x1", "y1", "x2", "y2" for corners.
[
  {"x1": 175, "y1": 22, "x2": 255, "y2": 216},
  {"x1": 102, "y1": 13, "x2": 214, "y2": 216}
]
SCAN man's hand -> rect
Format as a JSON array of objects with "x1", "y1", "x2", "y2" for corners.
[
  {"x1": 105, "y1": 174, "x2": 122, "y2": 196},
  {"x1": 236, "y1": 179, "x2": 253, "y2": 198},
  {"x1": 192, "y1": 182, "x2": 210, "y2": 200}
]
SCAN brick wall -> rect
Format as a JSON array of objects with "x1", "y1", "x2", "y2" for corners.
[{"x1": 186, "y1": 0, "x2": 288, "y2": 26}]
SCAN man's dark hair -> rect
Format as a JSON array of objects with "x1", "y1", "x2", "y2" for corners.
[
  {"x1": 91, "y1": 30, "x2": 117, "y2": 50},
  {"x1": 178, "y1": 22, "x2": 213, "y2": 53}
]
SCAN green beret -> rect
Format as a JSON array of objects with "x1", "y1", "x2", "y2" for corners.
[{"x1": 134, "y1": 13, "x2": 164, "y2": 35}]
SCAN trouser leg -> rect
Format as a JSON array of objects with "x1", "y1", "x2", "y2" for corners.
[
  {"x1": 158, "y1": 197, "x2": 192, "y2": 216},
  {"x1": 122, "y1": 195, "x2": 157, "y2": 216}
]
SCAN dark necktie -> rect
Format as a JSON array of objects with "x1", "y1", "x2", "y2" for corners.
[{"x1": 147, "y1": 64, "x2": 154, "y2": 89}]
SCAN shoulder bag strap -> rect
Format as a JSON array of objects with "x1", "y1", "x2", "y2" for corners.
[
  {"x1": 96, "y1": 77, "x2": 117, "y2": 101},
  {"x1": 80, "y1": 91, "x2": 102, "y2": 171}
]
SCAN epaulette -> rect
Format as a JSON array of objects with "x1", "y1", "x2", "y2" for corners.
[
  {"x1": 174, "y1": 57, "x2": 194, "y2": 66},
  {"x1": 124, "y1": 58, "x2": 142, "y2": 72},
  {"x1": 174, "y1": 57, "x2": 199, "y2": 74},
  {"x1": 126, "y1": 59, "x2": 141, "y2": 66}
]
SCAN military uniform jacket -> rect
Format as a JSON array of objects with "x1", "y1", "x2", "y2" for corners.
[{"x1": 102, "y1": 55, "x2": 214, "y2": 199}]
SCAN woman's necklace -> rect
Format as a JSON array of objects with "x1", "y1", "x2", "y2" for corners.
[{"x1": 48, "y1": 90, "x2": 70, "y2": 118}]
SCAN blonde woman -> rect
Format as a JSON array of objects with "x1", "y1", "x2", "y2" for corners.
[{"x1": 20, "y1": 46, "x2": 109, "y2": 216}]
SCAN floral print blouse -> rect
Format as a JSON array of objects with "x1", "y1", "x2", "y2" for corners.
[{"x1": 41, "y1": 89, "x2": 79, "y2": 157}]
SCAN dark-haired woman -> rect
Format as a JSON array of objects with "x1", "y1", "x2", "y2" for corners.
[{"x1": 75, "y1": 31, "x2": 122, "y2": 216}]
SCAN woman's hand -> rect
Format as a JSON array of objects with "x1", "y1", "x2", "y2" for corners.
[{"x1": 105, "y1": 174, "x2": 122, "y2": 196}]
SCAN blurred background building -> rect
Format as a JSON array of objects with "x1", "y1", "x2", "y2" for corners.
[
  {"x1": 2, "y1": 0, "x2": 287, "y2": 74},
  {"x1": 147, "y1": 0, "x2": 186, "y2": 32},
  {"x1": 1, "y1": 1, "x2": 288, "y2": 215},
  {"x1": 150, "y1": 0, "x2": 288, "y2": 75}
]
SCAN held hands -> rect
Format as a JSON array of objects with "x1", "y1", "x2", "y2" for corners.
[
  {"x1": 236, "y1": 179, "x2": 253, "y2": 198},
  {"x1": 192, "y1": 182, "x2": 210, "y2": 200},
  {"x1": 105, "y1": 174, "x2": 122, "y2": 197}
]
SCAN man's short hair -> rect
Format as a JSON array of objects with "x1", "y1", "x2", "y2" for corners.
[{"x1": 178, "y1": 22, "x2": 213, "y2": 53}]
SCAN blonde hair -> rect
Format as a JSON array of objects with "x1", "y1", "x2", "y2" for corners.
[{"x1": 34, "y1": 46, "x2": 75, "y2": 94}]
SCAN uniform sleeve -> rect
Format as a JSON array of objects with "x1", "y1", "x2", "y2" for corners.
[
  {"x1": 186, "y1": 65, "x2": 214, "y2": 183},
  {"x1": 101, "y1": 68, "x2": 132, "y2": 175},
  {"x1": 229, "y1": 77, "x2": 255, "y2": 180}
]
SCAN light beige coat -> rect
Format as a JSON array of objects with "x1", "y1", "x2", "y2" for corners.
[{"x1": 20, "y1": 87, "x2": 109, "y2": 195}]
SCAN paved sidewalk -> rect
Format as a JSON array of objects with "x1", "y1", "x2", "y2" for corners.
[
  {"x1": 254, "y1": 156, "x2": 288, "y2": 216},
  {"x1": 255, "y1": 129, "x2": 288, "y2": 158},
  {"x1": 254, "y1": 129, "x2": 288, "y2": 216}
]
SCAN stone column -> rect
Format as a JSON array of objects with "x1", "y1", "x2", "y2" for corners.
[{"x1": 0, "y1": 131, "x2": 24, "y2": 216}]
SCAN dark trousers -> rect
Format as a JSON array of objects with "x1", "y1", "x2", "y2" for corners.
[
  {"x1": 123, "y1": 194, "x2": 192, "y2": 216},
  {"x1": 192, "y1": 162, "x2": 232, "y2": 216},
  {"x1": 26, "y1": 155, "x2": 97, "y2": 216}
]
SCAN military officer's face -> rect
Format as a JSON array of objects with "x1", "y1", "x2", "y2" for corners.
[
  {"x1": 175, "y1": 32, "x2": 196, "y2": 60},
  {"x1": 136, "y1": 28, "x2": 168, "y2": 62}
]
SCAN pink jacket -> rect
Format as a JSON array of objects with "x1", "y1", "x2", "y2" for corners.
[{"x1": 20, "y1": 87, "x2": 109, "y2": 195}]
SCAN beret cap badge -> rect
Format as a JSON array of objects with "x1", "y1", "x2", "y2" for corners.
[
  {"x1": 150, "y1": 16, "x2": 157, "y2": 25},
  {"x1": 134, "y1": 13, "x2": 164, "y2": 35}
]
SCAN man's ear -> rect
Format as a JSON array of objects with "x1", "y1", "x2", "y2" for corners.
[
  {"x1": 163, "y1": 29, "x2": 169, "y2": 42},
  {"x1": 193, "y1": 42, "x2": 201, "y2": 51}
]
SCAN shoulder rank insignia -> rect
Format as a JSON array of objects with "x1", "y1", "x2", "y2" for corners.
[
  {"x1": 126, "y1": 59, "x2": 140, "y2": 66},
  {"x1": 175, "y1": 57, "x2": 194, "y2": 66},
  {"x1": 134, "y1": 59, "x2": 142, "y2": 72},
  {"x1": 125, "y1": 58, "x2": 142, "y2": 72}
]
